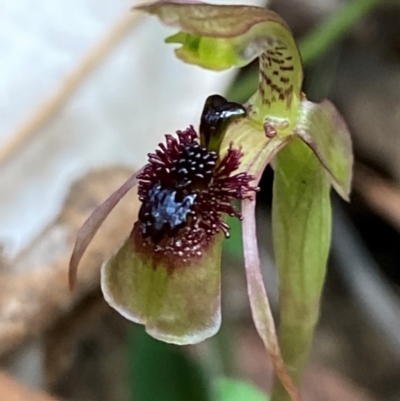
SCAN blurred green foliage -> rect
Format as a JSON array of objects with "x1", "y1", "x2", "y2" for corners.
[
  {"x1": 128, "y1": 328, "x2": 269, "y2": 401},
  {"x1": 128, "y1": 328, "x2": 212, "y2": 401},
  {"x1": 216, "y1": 378, "x2": 269, "y2": 401}
]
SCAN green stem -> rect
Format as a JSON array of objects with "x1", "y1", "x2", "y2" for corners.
[{"x1": 270, "y1": 137, "x2": 332, "y2": 401}]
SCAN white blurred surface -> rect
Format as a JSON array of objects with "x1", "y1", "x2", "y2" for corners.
[{"x1": 0, "y1": 0, "x2": 265, "y2": 255}]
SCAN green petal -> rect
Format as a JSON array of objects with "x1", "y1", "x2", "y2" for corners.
[
  {"x1": 101, "y1": 233, "x2": 223, "y2": 345},
  {"x1": 271, "y1": 137, "x2": 331, "y2": 398},
  {"x1": 295, "y1": 99, "x2": 353, "y2": 200},
  {"x1": 137, "y1": 1, "x2": 303, "y2": 120}
]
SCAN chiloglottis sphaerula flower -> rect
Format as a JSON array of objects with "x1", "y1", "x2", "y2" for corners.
[
  {"x1": 69, "y1": 94, "x2": 258, "y2": 344},
  {"x1": 69, "y1": 3, "x2": 353, "y2": 401}
]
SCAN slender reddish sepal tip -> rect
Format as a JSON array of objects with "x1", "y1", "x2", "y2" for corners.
[
  {"x1": 242, "y1": 198, "x2": 301, "y2": 401},
  {"x1": 68, "y1": 169, "x2": 142, "y2": 291}
]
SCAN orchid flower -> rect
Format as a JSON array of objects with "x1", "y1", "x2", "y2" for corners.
[{"x1": 69, "y1": 2, "x2": 353, "y2": 401}]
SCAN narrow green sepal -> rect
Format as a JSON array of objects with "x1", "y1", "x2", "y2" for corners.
[{"x1": 101, "y1": 232, "x2": 223, "y2": 345}]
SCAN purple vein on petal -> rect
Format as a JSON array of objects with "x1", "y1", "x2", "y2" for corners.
[
  {"x1": 241, "y1": 197, "x2": 301, "y2": 401},
  {"x1": 68, "y1": 167, "x2": 144, "y2": 290}
]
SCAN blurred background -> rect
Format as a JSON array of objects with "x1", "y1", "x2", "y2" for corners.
[{"x1": 0, "y1": 0, "x2": 399, "y2": 400}]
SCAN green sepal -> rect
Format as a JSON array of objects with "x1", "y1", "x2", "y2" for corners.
[{"x1": 101, "y1": 233, "x2": 223, "y2": 345}]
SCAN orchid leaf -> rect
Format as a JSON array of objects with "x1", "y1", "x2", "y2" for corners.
[
  {"x1": 242, "y1": 198, "x2": 301, "y2": 401},
  {"x1": 136, "y1": 1, "x2": 303, "y2": 121},
  {"x1": 271, "y1": 137, "x2": 331, "y2": 400},
  {"x1": 102, "y1": 232, "x2": 223, "y2": 345},
  {"x1": 295, "y1": 99, "x2": 353, "y2": 200},
  {"x1": 68, "y1": 169, "x2": 142, "y2": 290}
]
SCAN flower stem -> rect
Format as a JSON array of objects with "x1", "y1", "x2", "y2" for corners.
[{"x1": 271, "y1": 137, "x2": 332, "y2": 401}]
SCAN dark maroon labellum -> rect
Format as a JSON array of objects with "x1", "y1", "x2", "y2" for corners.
[{"x1": 134, "y1": 123, "x2": 256, "y2": 265}]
